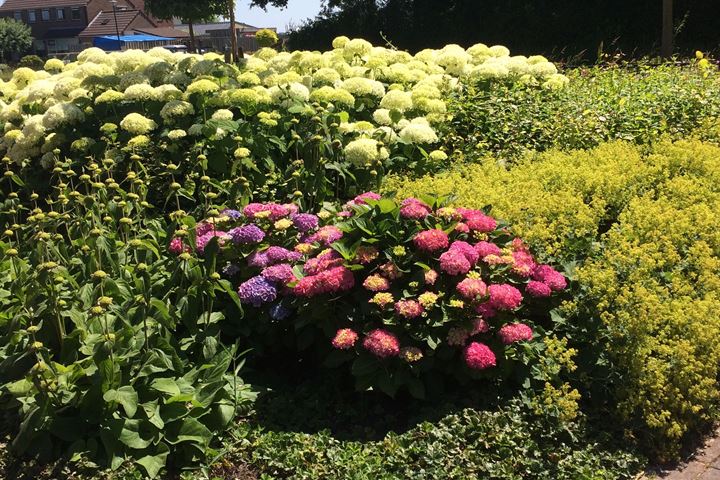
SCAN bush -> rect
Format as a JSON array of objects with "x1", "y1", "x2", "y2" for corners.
[
  {"x1": 255, "y1": 29, "x2": 279, "y2": 48},
  {"x1": 385, "y1": 139, "x2": 720, "y2": 459},
  {"x1": 178, "y1": 195, "x2": 569, "y2": 397},
  {"x1": 0, "y1": 154, "x2": 255, "y2": 476},
  {"x1": 445, "y1": 63, "x2": 720, "y2": 160},
  {"x1": 18, "y1": 55, "x2": 43, "y2": 70},
  {"x1": 0, "y1": 41, "x2": 564, "y2": 211}
]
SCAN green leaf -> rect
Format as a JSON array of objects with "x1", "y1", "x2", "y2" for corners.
[
  {"x1": 351, "y1": 355, "x2": 380, "y2": 377},
  {"x1": 151, "y1": 378, "x2": 181, "y2": 396},
  {"x1": 103, "y1": 386, "x2": 138, "y2": 418},
  {"x1": 166, "y1": 417, "x2": 212, "y2": 447},
  {"x1": 136, "y1": 451, "x2": 168, "y2": 479},
  {"x1": 141, "y1": 400, "x2": 164, "y2": 430},
  {"x1": 118, "y1": 419, "x2": 152, "y2": 449}
]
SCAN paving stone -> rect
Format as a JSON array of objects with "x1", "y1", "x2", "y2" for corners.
[
  {"x1": 695, "y1": 432, "x2": 720, "y2": 464},
  {"x1": 666, "y1": 462, "x2": 709, "y2": 480},
  {"x1": 698, "y1": 467, "x2": 720, "y2": 480}
]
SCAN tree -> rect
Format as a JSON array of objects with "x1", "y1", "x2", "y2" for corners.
[
  {"x1": 145, "y1": 0, "x2": 226, "y2": 53},
  {"x1": 0, "y1": 18, "x2": 33, "y2": 63}
]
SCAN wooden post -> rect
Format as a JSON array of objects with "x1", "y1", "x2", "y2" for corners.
[
  {"x1": 228, "y1": 0, "x2": 239, "y2": 62},
  {"x1": 661, "y1": 0, "x2": 673, "y2": 58}
]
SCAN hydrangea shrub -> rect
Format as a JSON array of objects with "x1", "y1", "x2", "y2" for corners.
[
  {"x1": 176, "y1": 194, "x2": 568, "y2": 397},
  {"x1": 0, "y1": 40, "x2": 566, "y2": 212}
]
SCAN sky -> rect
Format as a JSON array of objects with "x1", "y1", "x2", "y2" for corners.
[{"x1": 236, "y1": 0, "x2": 324, "y2": 32}]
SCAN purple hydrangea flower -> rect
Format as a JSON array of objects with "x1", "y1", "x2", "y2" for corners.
[
  {"x1": 290, "y1": 213, "x2": 319, "y2": 233},
  {"x1": 247, "y1": 251, "x2": 270, "y2": 269},
  {"x1": 269, "y1": 303, "x2": 292, "y2": 320},
  {"x1": 238, "y1": 276, "x2": 277, "y2": 307},
  {"x1": 196, "y1": 231, "x2": 229, "y2": 254},
  {"x1": 230, "y1": 224, "x2": 266, "y2": 244},
  {"x1": 222, "y1": 209, "x2": 243, "y2": 220},
  {"x1": 261, "y1": 263, "x2": 296, "y2": 284},
  {"x1": 265, "y1": 246, "x2": 302, "y2": 264}
]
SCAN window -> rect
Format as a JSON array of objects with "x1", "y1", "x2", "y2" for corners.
[
  {"x1": 56, "y1": 8, "x2": 65, "y2": 20},
  {"x1": 13, "y1": 11, "x2": 21, "y2": 21},
  {"x1": 71, "y1": 7, "x2": 80, "y2": 20},
  {"x1": 41, "y1": 8, "x2": 50, "y2": 21},
  {"x1": 28, "y1": 10, "x2": 36, "y2": 22}
]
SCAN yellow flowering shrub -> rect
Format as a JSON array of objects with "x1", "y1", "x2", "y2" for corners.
[{"x1": 387, "y1": 139, "x2": 720, "y2": 459}]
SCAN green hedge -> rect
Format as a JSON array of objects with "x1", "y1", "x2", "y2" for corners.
[
  {"x1": 385, "y1": 139, "x2": 720, "y2": 460},
  {"x1": 445, "y1": 64, "x2": 720, "y2": 160}
]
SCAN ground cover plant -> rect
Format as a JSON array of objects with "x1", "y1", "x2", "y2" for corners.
[{"x1": 386, "y1": 139, "x2": 720, "y2": 461}]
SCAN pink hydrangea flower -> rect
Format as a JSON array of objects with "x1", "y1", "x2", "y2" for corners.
[
  {"x1": 526, "y1": 280, "x2": 552, "y2": 298},
  {"x1": 464, "y1": 342, "x2": 496, "y2": 370},
  {"x1": 331, "y1": 328, "x2": 358, "y2": 350},
  {"x1": 363, "y1": 274, "x2": 391, "y2": 292},
  {"x1": 304, "y1": 250, "x2": 344, "y2": 275},
  {"x1": 488, "y1": 284, "x2": 523, "y2": 310},
  {"x1": 439, "y1": 249, "x2": 471, "y2": 275},
  {"x1": 169, "y1": 237, "x2": 188, "y2": 254},
  {"x1": 458, "y1": 209, "x2": 497, "y2": 233},
  {"x1": 305, "y1": 226, "x2": 344, "y2": 246},
  {"x1": 363, "y1": 329, "x2": 400, "y2": 358},
  {"x1": 195, "y1": 222, "x2": 215, "y2": 237},
  {"x1": 449, "y1": 241, "x2": 480, "y2": 265},
  {"x1": 498, "y1": 323, "x2": 534, "y2": 344},
  {"x1": 532, "y1": 265, "x2": 567, "y2": 291},
  {"x1": 472, "y1": 318, "x2": 490, "y2": 335},
  {"x1": 354, "y1": 192, "x2": 382, "y2": 205},
  {"x1": 243, "y1": 203, "x2": 290, "y2": 221},
  {"x1": 424, "y1": 269, "x2": 439, "y2": 285},
  {"x1": 413, "y1": 229, "x2": 449, "y2": 253},
  {"x1": 475, "y1": 302, "x2": 497, "y2": 318},
  {"x1": 511, "y1": 250, "x2": 536, "y2": 277},
  {"x1": 400, "y1": 198, "x2": 431, "y2": 220},
  {"x1": 261, "y1": 263, "x2": 297, "y2": 285},
  {"x1": 294, "y1": 266, "x2": 355, "y2": 297},
  {"x1": 196, "y1": 231, "x2": 230, "y2": 254},
  {"x1": 456, "y1": 277, "x2": 488, "y2": 300},
  {"x1": 475, "y1": 241, "x2": 502, "y2": 259},
  {"x1": 394, "y1": 299, "x2": 424, "y2": 319},
  {"x1": 454, "y1": 223, "x2": 470, "y2": 234}
]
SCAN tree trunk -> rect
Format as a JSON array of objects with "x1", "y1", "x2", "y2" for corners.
[
  {"x1": 188, "y1": 20, "x2": 197, "y2": 54},
  {"x1": 228, "y1": 0, "x2": 241, "y2": 61},
  {"x1": 661, "y1": 0, "x2": 673, "y2": 58}
]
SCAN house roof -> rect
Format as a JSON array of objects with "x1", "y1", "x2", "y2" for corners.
[
  {"x1": 174, "y1": 22, "x2": 270, "y2": 36},
  {"x1": 0, "y1": 0, "x2": 88, "y2": 10},
  {"x1": 79, "y1": 9, "x2": 143, "y2": 37},
  {"x1": 133, "y1": 26, "x2": 189, "y2": 39}
]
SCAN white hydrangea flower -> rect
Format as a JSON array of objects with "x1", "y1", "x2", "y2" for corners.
[
  {"x1": 167, "y1": 129, "x2": 187, "y2": 140},
  {"x1": 42, "y1": 102, "x2": 84, "y2": 129},
  {"x1": 489, "y1": 45, "x2": 511, "y2": 58},
  {"x1": 44, "y1": 58, "x2": 65, "y2": 72},
  {"x1": 238, "y1": 72, "x2": 262, "y2": 86},
  {"x1": 399, "y1": 122, "x2": 438, "y2": 144},
  {"x1": 380, "y1": 90, "x2": 413, "y2": 112},
  {"x1": 212, "y1": 109, "x2": 234, "y2": 121},
  {"x1": 332, "y1": 36, "x2": 350, "y2": 49},
  {"x1": 154, "y1": 84, "x2": 182, "y2": 101},
  {"x1": 160, "y1": 100, "x2": 195, "y2": 122},
  {"x1": 120, "y1": 113, "x2": 157, "y2": 135},
  {"x1": 188, "y1": 123, "x2": 204, "y2": 136},
  {"x1": 95, "y1": 89, "x2": 125, "y2": 104},
  {"x1": 124, "y1": 83, "x2": 160, "y2": 102},
  {"x1": 344, "y1": 137, "x2": 388, "y2": 166},
  {"x1": 543, "y1": 73, "x2": 570, "y2": 90},
  {"x1": 269, "y1": 82, "x2": 310, "y2": 106},
  {"x1": 343, "y1": 38, "x2": 373, "y2": 60},
  {"x1": 429, "y1": 150, "x2": 448, "y2": 162},
  {"x1": 186, "y1": 79, "x2": 220, "y2": 95},
  {"x1": 340, "y1": 77, "x2": 385, "y2": 98},
  {"x1": 373, "y1": 108, "x2": 393, "y2": 125}
]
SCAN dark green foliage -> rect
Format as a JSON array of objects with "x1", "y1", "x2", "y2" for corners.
[
  {"x1": 18, "y1": 55, "x2": 43, "y2": 70},
  {"x1": 0, "y1": 19, "x2": 33, "y2": 62},
  {"x1": 289, "y1": 0, "x2": 720, "y2": 59},
  {"x1": 445, "y1": 63, "x2": 720, "y2": 161}
]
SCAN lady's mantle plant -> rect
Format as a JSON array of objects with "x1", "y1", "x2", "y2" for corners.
[{"x1": 177, "y1": 193, "x2": 567, "y2": 397}]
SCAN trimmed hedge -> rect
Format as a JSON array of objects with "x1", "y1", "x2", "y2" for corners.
[
  {"x1": 385, "y1": 139, "x2": 720, "y2": 460},
  {"x1": 445, "y1": 64, "x2": 720, "y2": 160}
]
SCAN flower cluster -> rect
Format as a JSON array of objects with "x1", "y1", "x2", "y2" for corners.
[{"x1": 190, "y1": 194, "x2": 567, "y2": 395}]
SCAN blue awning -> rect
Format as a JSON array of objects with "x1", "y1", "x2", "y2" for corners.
[{"x1": 93, "y1": 34, "x2": 175, "y2": 51}]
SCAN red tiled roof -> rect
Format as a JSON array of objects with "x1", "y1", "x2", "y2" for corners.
[
  {"x1": 79, "y1": 9, "x2": 141, "y2": 37},
  {"x1": 0, "y1": 0, "x2": 88, "y2": 10}
]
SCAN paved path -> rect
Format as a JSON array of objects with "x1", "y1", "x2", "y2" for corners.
[{"x1": 643, "y1": 429, "x2": 720, "y2": 480}]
